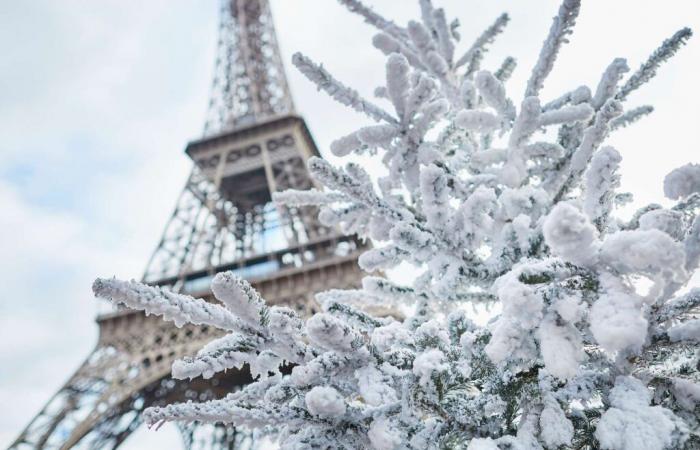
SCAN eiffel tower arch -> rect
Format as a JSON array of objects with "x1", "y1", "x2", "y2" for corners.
[{"x1": 9, "y1": 1, "x2": 366, "y2": 448}]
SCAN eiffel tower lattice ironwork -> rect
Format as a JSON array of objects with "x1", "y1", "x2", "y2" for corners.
[{"x1": 9, "y1": 1, "x2": 366, "y2": 448}]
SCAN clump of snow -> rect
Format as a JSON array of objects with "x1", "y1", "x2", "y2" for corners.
[
  {"x1": 456, "y1": 110, "x2": 500, "y2": 132},
  {"x1": 415, "y1": 319, "x2": 450, "y2": 348},
  {"x1": 539, "y1": 397, "x2": 574, "y2": 448},
  {"x1": 537, "y1": 315, "x2": 584, "y2": 379},
  {"x1": 306, "y1": 313, "x2": 358, "y2": 352},
  {"x1": 638, "y1": 209, "x2": 685, "y2": 240},
  {"x1": 211, "y1": 272, "x2": 265, "y2": 328},
  {"x1": 412, "y1": 349, "x2": 447, "y2": 387},
  {"x1": 371, "y1": 321, "x2": 414, "y2": 353},
  {"x1": 305, "y1": 386, "x2": 346, "y2": 418},
  {"x1": 553, "y1": 295, "x2": 585, "y2": 323},
  {"x1": 543, "y1": 203, "x2": 599, "y2": 267},
  {"x1": 596, "y1": 376, "x2": 688, "y2": 450},
  {"x1": 663, "y1": 163, "x2": 700, "y2": 199},
  {"x1": 172, "y1": 333, "x2": 250, "y2": 380},
  {"x1": 667, "y1": 319, "x2": 700, "y2": 342},
  {"x1": 672, "y1": 379, "x2": 700, "y2": 410},
  {"x1": 600, "y1": 229, "x2": 687, "y2": 285},
  {"x1": 589, "y1": 291, "x2": 647, "y2": 354},
  {"x1": 583, "y1": 146, "x2": 621, "y2": 226},
  {"x1": 486, "y1": 274, "x2": 543, "y2": 364},
  {"x1": 249, "y1": 351, "x2": 281, "y2": 379},
  {"x1": 368, "y1": 417, "x2": 403, "y2": 450},
  {"x1": 355, "y1": 366, "x2": 398, "y2": 406}
]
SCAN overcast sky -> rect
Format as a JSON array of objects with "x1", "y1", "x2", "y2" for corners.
[{"x1": 1, "y1": 0, "x2": 698, "y2": 448}]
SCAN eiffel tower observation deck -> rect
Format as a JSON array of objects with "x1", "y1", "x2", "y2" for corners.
[{"x1": 10, "y1": 1, "x2": 366, "y2": 448}]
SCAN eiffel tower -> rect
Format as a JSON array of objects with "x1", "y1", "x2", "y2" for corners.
[{"x1": 10, "y1": 1, "x2": 365, "y2": 448}]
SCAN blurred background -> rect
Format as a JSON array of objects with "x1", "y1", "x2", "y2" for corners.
[{"x1": 1, "y1": 0, "x2": 698, "y2": 447}]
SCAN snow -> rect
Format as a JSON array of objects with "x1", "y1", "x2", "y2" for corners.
[
  {"x1": 330, "y1": 131, "x2": 363, "y2": 156},
  {"x1": 537, "y1": 315, "x2": 584, "y2": 379},
  {"x1": 355, "y1": 365, "x2": 398, "y2": 406},
  {"x1": 272, "y1": 189, "x2": 346, "y2": 207},
  {"x1": 638, "y1": 209, "x2": 685, "y2": 240},
  {"x1": 672, "y1": 379, "x2": 700, "y2": 410},
  {"x1": 420, "y1": 164, "x2": 451, "y2": 232},
  {"x1": 292, "y1": 52, "x2": 396, "y2": 124},
  {"x1": 525, "y1": 0, "x2": 581, "y2": 97},
  {"x1": 667, "y1": 319, "x2": 700, "y2": 342},
  {"x1": 595, "y1": 377, "x2": 687, "y2": 450},
  {"x1": 543, "y1": 202, "x2": 599, "y2": 267},
  {"x1": 412, "y1": 349, "x2": 447, "y2": 387},
  {"x1": 553, "y1": 295, "x2": 584, "y2": 323},
  {"x1": 663, "y1": 163, "x2": 700, "y2": 200},
  {"x1": 567, "y1": 99, "x2": 623, "y2": 182},
  {"x1": 583, "y1": 146, "x2": 621, "y2": 226},
  {"x1": 455, "y1": 110, "x2": 500, "y2": 132},
  {"x1": 592, "y1": 58, "x2": 629, "y2": 109},
  {"x1": 474, "y1": 70, "x2": 515, "y2": 121},
  {"x1": 466, "y1": 438, "x2": 499, "y2": 450},
  {"x1": 600, "y1": 229, "x2": 687, "y2": 287},
  {"x1": 306, "y1": 313, "x2": 359, "y2": 352},
  {"x1": 249, "y1": 351, "x2": 281, "y2": 379},
  {"x1": 539, "y1": 398, "x2": 574, "y2": 448},
  {"x1": 415, "y1": 319, "x2": 450, "y2": 348},
  {"x1": 171, "y1": 333, "x2": 252, "y2": 380},
  {"x1": 486, "y1": 274, "x2": 543, "y2": 364},
  {"x1": 499, "y1": 187, "x2": 548, "y2": 222},
  {"x1": 211, "y1": 272, "x2": 265, "y2": 328},
  {"x1": 386, "y1": 53, "x2": 410, "y2": 119},
  {"x1": 358, "y1": 124, "x2": 399, "y2": 147},
  {"x1": 368, "y1": 417, "x2": 403, "y2": 450},
  {"x1": 538, "y1": 102, "x2": 593, "y2": 127},
  {"x1": 371, "y1": 321, "x2": 414, "y2": 353},
  {"x1": 589, "y1": 291, "x2": 647, "y2": 354},
  {"x1": 92, "y1": 277, "x2": 241, "y2": 331},
  {"x1": 305, "y1": 386, "x2": 346, "y2": 418}
]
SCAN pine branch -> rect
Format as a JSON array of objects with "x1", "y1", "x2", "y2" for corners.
[
  {"x1": 455, "y1": 13, "x2": 510, "y2": 71},
  {"x1": 617, "y1": 28, "x2": 692, "y2": 101},
  {"x1": 526, "y1": 0, "x2": 581, "y2": 97},
  {"x1": 292, "y1": 53, "x2": 398, "y2": 124}
]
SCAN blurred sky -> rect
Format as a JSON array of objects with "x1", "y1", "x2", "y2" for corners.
[{"x1": 1, "y1": 0, "x2": 699, "y2": 448}]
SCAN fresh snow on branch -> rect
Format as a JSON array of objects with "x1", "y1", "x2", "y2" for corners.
[
  {"x1": 95, "y1": 1, "x2": 698, "y2": 449},
  {"x1": 616, "y1": 27, "x2": 693, "y2": 101},
  {"x1": 525, "y1": 0, "x2": 581, "y2": 97},
  {"x1": 292, "y1": 52, "x2": 397, "y2": 124},
  {"x1": 454, "y1": 13, "x2": 510, "y2": 71}
]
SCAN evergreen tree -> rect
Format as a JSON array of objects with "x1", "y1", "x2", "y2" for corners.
[{"x1": 94, "y1": 1, "x2": 698, "y2": 448}]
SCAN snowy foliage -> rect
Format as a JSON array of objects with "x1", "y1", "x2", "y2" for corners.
[{"x1": 94, "y1": 1, "x2": 699, "y2": 449}]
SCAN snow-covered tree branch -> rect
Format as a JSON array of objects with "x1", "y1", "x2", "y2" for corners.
[{"x1": 95, "y1": 1, "x2": 697, "y2": 449}]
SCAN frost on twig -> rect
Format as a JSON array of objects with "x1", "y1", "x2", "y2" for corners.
[
  {"x1": 617, "y1": 28, "x2": 693, "y2": 101},
  {"x1": 526, "y1": 0, "x2": 581, "y2": 97},
  {"x1": 455, "y1": 13, "x2": 510, "y2": 72},
  {"x1": 610, "y1": 105, "x2": 654, "y2": 130},
  {"x1": 292, "y1": 52, "x2": 397, "y2": 124}
]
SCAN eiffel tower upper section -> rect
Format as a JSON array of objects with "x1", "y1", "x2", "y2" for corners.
[
  {"x1": 140, "y1": 0, "x2": 361, "y2": 298},
  {"x1": 203, "y1": 0, "x2": 295, "y2": 135}
]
